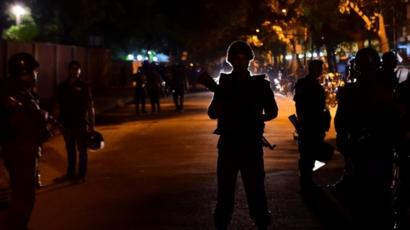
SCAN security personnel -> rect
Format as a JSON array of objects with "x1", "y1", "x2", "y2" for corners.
[
  {"x1": 397, "y1": 76, "x2": 410, "y2": 229},
  {"x1": 0, "y1": 53, "x2": 47, "y2": 229},
  {"x1": 133, "y1": 66, "x2": 147, "y2": 115},
  {"x1": 293, "y1": 60, "x2": 330, "y2": 193},
  {"x1": 381, "y1": 51, "x2": 399, "y2": 93},
  {"x1": 55, "y1": 61, "x2": 95, "y2": 182},
  {"x1": 335, "y1": 48, "x2": 398, "y2": 229},
  {"x1": 208, "y1": 40, "x2": 278, "y2": 230},
  {"x1": 171, "y1": 64, "x2": 187, "y2": 112}
]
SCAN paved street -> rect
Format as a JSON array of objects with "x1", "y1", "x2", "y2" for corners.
[{"x1": 28, "y1": 93, "x2": 347, "y2": 230}]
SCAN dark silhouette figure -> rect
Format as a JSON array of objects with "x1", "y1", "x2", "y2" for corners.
[
  {"x1": 55, "y1": 61, "x2": 95, "y2": 182},
  {"x1": 293, "y1": 60, "x2": 330, "y2": 193},
  {"x1": 396, "y1": 76, "x2": 410, "y2": 229},
  {"x1": 381, "y1": 51, "x2": 399, "y2": 92},
  {"x1": 133, "y1": 67, "x2": 147, "y2": 115},
  {"x1": 0, "y1": 53, "x2": 46, "y2": 229},
  {"x1": 334, "y1": 48, "x2": 398, "y2": 229},
  {"x1": 144, "y1": 63, "x2": 162, "y2": 114},
  {"x1": 171, "y1": 64, "x2": 187, "y2": 112},
  {"x1": 208, "y1": 41, "x2": 278, "y2": 230}
]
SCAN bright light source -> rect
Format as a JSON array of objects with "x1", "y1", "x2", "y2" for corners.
[
  {"x1": 153, "y1": 56, "x2": 159, "y2": 62},
  {"x1": 11, "y1": 4, "x2": 26, "y2": 16},
  {"x1": 285, "y1": 54, "x2": 293, "y2": 60},
  {"x1": 281, "y1": 9, "x2": 287, "y2": 14},
  {"x1": 256, "y1": 29, "x2": 260, "y2": 33},
  {"x1": 126, "y1": 54, "x2": 135, "y2": 61},
  {"x1": 147, "y1": 51, "x2": 152, "y2": 55},
  {"x1": 136, "y1": 55, "x2": 143, "y2": 61},
  {"x1": 10, "y1": 4, "x2": 27, "y2": 25}
]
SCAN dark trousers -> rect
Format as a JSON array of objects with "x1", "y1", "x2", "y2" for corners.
[
  {"x1": 298, "y1": 132, "x2": 325, "y2": 185},
  {"x1": 63, "y1": 128, "x2": 88, "y2": 178},
  {"x1": 350, "y1": 143, "x2": 393, "y2": 229},
  {"x1": 214, "y1": 136, "x2": 271, "y2": 228},
  {"x1": 134, "y1": 88, "x2": 146, "y2": 114},
  {"x1": 172, "y1": 91, "x2": 184, "y2": 112},
  {"x1": 1, "y1": 140, "x2": 38, "y2": 230},
  {"x1": 397, "y1": 143, "x2": 409, "y2": 229},
  {"x1": 149, "y1": 95, "x2": 160, "y2": 113}
]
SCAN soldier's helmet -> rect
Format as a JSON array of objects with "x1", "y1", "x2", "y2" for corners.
[
  {"x1": 226, "y1": 40, "x2": 255, "y2": 63},
  {"x1": 8, "y1": 52, "x2": 39, "y2": 78},
  {"x1": 87, "y1": 130, "x2": 105, "y2": 152},
  {"x1": 354, "y1": 47, "x2": 380, "y2": 73}
]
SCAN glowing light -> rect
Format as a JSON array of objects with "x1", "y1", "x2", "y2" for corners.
[
  {"x1": 126, "y1": 54, "x2": 135, "y2": 61},
  {"x1": 153, "y1": 56, "x2": 159, "y2": 62},
  {"x1": 10, "y1": 4, "x2": 27, "y2": 25},
  {"x1": 281, "y1": 9, "x2": 287, "y2": 14},
  {"x1": 298, "y1": 54, "x2": 304, "y2": 59},
  {"x1": 136, "y1": 55, "x2": 143, "y2": 61},
  {"x1": 285, "y1": 54, "x2": 293, "y2": 60},
  {"x1": 256, "y1": 29, "x2": 260, "y2": 33}
]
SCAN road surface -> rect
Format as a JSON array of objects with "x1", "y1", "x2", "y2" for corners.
[{"x1": 28, "y1": 92, "x2": 347, "y2": 230}]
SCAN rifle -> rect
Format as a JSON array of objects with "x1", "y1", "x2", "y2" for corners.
[
  {"x1": 198, "y1": 71, "x2": 276, "y2": 151},
  {"x1": 6, "y1": 95, "x2": 63, "y2": 139},
  {"x1": 288, "y1": 114, "x2": 300, "y2": 141}
]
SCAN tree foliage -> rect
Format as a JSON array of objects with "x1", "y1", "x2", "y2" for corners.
[{"x1": 2, "y1": 15, "x2": 39, "y2": 42}]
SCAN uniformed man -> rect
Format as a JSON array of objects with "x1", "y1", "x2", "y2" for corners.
[
  {"x1": 293, "y1": 60, "x2": 330, "y2": 193},
  {"x1": 208, "y1": 40, "x2": 278, "y2": 230},
  {"x1": 381, "y1": 51, "x2": 399, "y2": 93},
  {"x1": 396, "y1": 75, "x2": 410, "y2": 229},
  {"x1": 334, "y1": 48, "x2": 397, "y2": 229},
  {"x1": 55, "y1": 61, "x2": 95, "y2": 182},
  {"x1": 0, "y1": 53, "x2": 47, "y2": 229},
  {"x1": 133, "y1": 66, "x2": 147, "y2": 115},
  {"x1": 171, "y1": 64, "x2": 187, "y2": 112}
]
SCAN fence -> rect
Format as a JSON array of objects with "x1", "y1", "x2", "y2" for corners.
[{"x1": 0, "y1": 40, "x2": 113, "y2": 100}]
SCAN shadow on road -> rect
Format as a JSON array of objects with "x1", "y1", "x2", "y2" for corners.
[
  {"x1": 301, "y1": 189, "x2": 352, "y2": 230},
  {"x1": 96, "y1": 107, "x2": 207, "y2": 125}
]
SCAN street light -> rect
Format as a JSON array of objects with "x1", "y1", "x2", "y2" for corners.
[{"x1": 10, "y1": 4, "x2": 27, "y2": 25}]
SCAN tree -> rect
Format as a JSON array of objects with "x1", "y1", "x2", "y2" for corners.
[
  {"x1": 338, "y1": 0, "x2": 404, "y2": 52},
  {"x1": 2, "y1": 12, "x2": 39, "y2": 42}
]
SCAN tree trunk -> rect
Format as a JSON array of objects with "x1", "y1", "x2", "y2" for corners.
[{"x1": 377, "y1": 13, "x2": 389, "y2": 53}]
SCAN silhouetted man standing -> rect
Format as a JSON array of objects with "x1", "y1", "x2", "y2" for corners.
[
  {"x1": 56, "y1": 61, "x2": 95, "y2": 182},
  {"x1": 208, "y1": 40, "x2": 278, "y2": 230},
  {"x1": 0, "y1": 53, "x2": 47, "y2": 229},
  {"x1": 145, "y1": 63, "x2": 162, "y2": 114},
  {"x1": 294, "y1": 60, "x2": 330, "y2": 193},
  {"x1": 133, "y1": 67, "x2": 147, "y2": 115},
  {"x1": 335, "y1": 48, "x2": 397, "y2": 229},
  {"x1": 171, "y1": 64, "x2": 187, "y2": 112},
  {"x1": 381, "y1": 51, "x2": 398, "y2": 92},
  {"x1": 397, "y1": 75, "x2": 410, "y2": 229}
]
